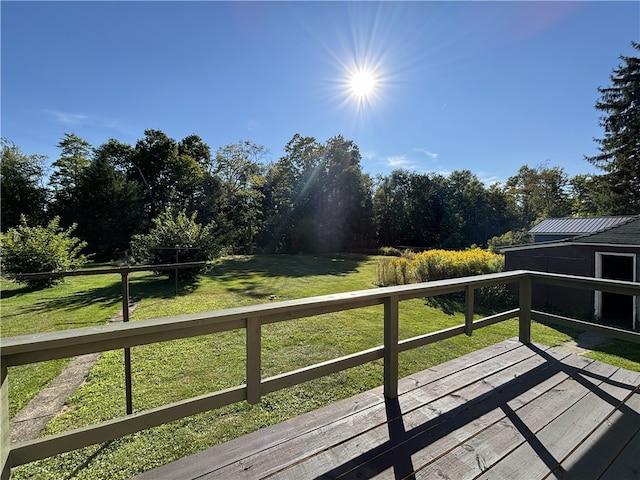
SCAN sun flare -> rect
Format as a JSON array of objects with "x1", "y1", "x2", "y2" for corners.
[{"x1": 349, "y1": 69, "x2": 377, "y2": 99}]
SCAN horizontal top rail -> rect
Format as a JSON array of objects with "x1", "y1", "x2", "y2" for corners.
[{"x1": 529, "y1": 270, "x2": 640, "y2": 296}]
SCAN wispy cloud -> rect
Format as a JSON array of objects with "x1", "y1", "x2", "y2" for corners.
[
  {"x1": 413, "y1": 147, "x2": 439, "y2": 160},
  {"x1": 46, "y1": 110, "x2": 91, "y2": 125},
  {"x1": 386, "y1": 155, "x2": 417, "y2": 169},
  {"x1": 44, "y1": 110, "x2": 136, "y2": 140}
]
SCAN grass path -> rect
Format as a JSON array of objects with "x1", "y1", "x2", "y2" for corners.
[{"x1": 9, "y1": 302, "x2": 138, "y2": 443}]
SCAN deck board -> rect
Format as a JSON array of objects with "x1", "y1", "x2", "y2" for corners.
[{"x1": 133, "y1": 339, "x2": 640, "y2": 480}]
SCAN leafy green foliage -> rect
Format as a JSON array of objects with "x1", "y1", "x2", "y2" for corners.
[
  {"x1": 209, "y1": 141, "x2": 267, "y2": 254},
  {"x1": 378, "y1": 246, "x2": 403, "y2": 256},
  {"x1": 1, "y1": 216, "x2": 88, "y2": 288},
  {"x1": 130, "y1": 209, "x2": 221, "y2": 280},
  {"x1": 504, "y1": 164, "x2": 572, "y2": 227},
  {"x1": 129, "y1": 130, "x2": 209, "y2": 220},
  {"x1": 487, "y1": 229, "x2": 532, "y2": 253},
  {"x1": 260, "y1": 134, "x2": 374, "y2": 253},
  {"x1": 0, "y1": 139, "x2": 48, "y2": 230},
  {"x1": 74, "y1": 145, "x2": 146, "y2": 261}
]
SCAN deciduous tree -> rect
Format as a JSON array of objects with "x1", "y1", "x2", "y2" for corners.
[
  {"x1": 212, "y1": 141, "x2": 266, "y2": 253},
  {"x1": 0, "y1": 139, "x2": 48, "y2": 230}
]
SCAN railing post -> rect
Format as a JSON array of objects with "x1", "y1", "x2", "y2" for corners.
[
  {"x1": 1, "y1": 361, "x2": 10, "y2": 480},
  {"x1": 121, "y1": 271, "x2": 133, "y2": 415},
  {"x1": 384, "y1": 295, "x2": 399, "y2": 399},
  {"x1": 246, "y1": 317, "x2": 262, "y2": 405},
  {"x1": 519, "y1": 275, "x2": 532, "y2": 344},
  {"x1": 465, "y1": 285, "x2": 474, "y2": 336}
]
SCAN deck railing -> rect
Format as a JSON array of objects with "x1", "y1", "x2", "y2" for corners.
[{"x1": 2, "y1": 270, "x2": 639, "y2": 479}]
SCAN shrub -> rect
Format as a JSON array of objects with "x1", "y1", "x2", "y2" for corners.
[
  {"x1": 487, "y1": 229, "x2": 532, "y2": 253},
  {"x1": 130, "y1": 209, "x2": 221, "y2": 280},
  {"x1": 376, "y1": 247, "x2": 510, "y2": 311},
  {"x1": 382, "y1": 248, "x2": 504, "y2": 284},
  {"x1": 1, "y1": 216, "x2": 89, "y2": 288},
  {"x1": 378, "y1": 246, "x2": 402, "y2": 257},
  {"x1": 376, "y1": 256, "x2": 414, "y2": 286}
]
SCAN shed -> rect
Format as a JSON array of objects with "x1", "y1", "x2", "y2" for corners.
[{"x1": 503, "y1": 215, "x2": 640, "y2": 331}]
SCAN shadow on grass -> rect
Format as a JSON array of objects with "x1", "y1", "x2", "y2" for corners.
[
  {"x1": 5, "y1": 254, "x2": 366, "y2": 316},
  {"x1": 203, "y1": 253, "x2": 369, "y2": 299},
  {"x1": 425, "y1": 289, "x2": 518, "y2": 317},
  {"x1": 592, "y1": 339, "x2": 640, "y2": 366},
  {"x1": 62, "y1": 440, "x2": 115, "y2": 480},
  {"x1": 0, "y1": 284, "x2": 38, "y2": 299},
  {"x1": 210, "y1": 253, "x2": 367, "y2": 279},
  {"x1": 11, "y1": 274, "x2": 201, "y2": 316}
]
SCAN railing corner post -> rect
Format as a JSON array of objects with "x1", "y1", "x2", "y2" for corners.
[
  {"x1": 384, "y1": 295, "x2": 399, "y2": 399},
  {"x1": 519, "y1": 275, "x2": 532, "y2": 344}
]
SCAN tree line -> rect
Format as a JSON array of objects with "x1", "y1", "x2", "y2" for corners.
[{"x1": 1, "y1": 43, "x2": 638, "y2": 262}]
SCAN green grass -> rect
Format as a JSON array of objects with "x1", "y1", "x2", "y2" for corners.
[{"x1": 2, "y1": 253, "x2": 638, "y2": 479}]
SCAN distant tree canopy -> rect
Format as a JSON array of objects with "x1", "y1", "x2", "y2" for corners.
[
  {"x1": 260, "y1": 134, "x2": 373, "y2": 253},
  {"x1": 3, "y1": 45, "x2": 638, "y2": 262}
]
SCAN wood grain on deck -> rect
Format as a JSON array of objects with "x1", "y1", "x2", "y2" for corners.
[{"x1": 134, "y1": 339, "x2": 640, "y2": 480}]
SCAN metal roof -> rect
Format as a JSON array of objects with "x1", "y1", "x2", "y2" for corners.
[
  {"x1": 529, "y1": 216, "x2": 637, "y2": 234},
  {"x1": 570, "y1": 216, "x2": 640, "y2": 244}
]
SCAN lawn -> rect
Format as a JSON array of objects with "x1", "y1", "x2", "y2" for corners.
[{"x1": 2, "y1": 253, "x2": 637, "y2": 479}]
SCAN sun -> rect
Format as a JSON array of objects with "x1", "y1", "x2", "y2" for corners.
[{"x1": 349, "y1": 69, "x2": 377, "y2": 100}]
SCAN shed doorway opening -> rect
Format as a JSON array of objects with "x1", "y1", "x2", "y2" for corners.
[{"x1": 595, "y1": 252, "x2": 636, "y2": 330}]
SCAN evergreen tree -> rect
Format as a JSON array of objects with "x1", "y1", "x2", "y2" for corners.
[{"x1": 585, "y1": 42, "x2": 640, "y2": 213}]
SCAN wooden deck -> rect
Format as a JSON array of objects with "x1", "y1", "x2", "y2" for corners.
[{"x1": 133, "y1": 339, "x2": 640, "y2": 480}]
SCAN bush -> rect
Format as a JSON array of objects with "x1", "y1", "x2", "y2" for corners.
[
  {"x1": 411, "y1": 248, "x2": 504, "y2": 282},
  {"x1": 1, "y1": 216, "x2": 89, "y2": 288},
  {"x1": 377, "y1": 248, "x2": 504, "y2": 286},
  {"x1": 376, "y1": 248, "x2": 510, "y2": 312},
  {"x1": 376, "y1": 256, "x2": 414, "y2": 286},
  {"x1": 487, "y1": 229, "x2": 532, "y2": 253},
  {"x1": 130, "y1": 209, "x2": 221, "y2": 280}
]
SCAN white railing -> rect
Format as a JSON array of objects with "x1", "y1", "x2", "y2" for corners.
[{"x1": 2, "y1": 270, "x2": 639, "y2": 479}]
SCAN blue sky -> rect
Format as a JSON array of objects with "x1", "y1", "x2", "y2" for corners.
[{"x1": 2, "y1": 1, "x2": 639, "y2": 184}]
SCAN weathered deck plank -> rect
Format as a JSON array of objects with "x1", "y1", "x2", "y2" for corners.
[
  {"x1": 132, "y1": 340, "x2": 640, "y2": 480},
  {"x1": 272, "y1": 344, "x2": 566, "y2": 479},
  {"x1": 547, "y1": 369, "x2": 640, "y2": 480},
  {"x1": 201, "y1": 340, "x2": 541, "y2": 479}
]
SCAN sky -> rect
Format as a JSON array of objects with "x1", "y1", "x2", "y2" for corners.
[{"x1": 2, "y1": 1, "x2": 639, "y2": 185}]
